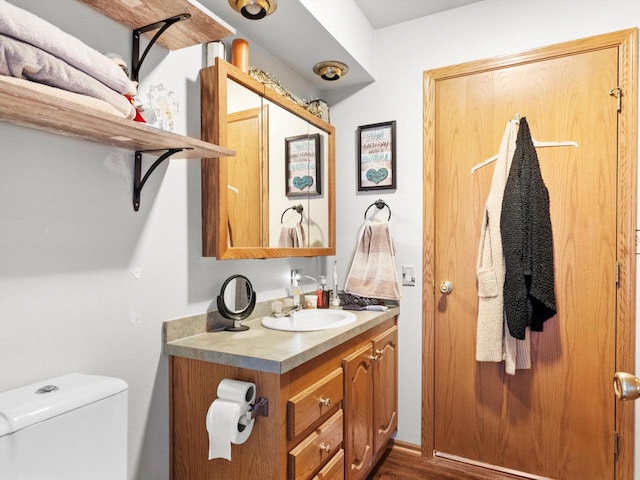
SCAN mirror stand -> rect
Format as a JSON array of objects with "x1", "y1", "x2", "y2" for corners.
[{"x1": 216, "y1": 274, "x2": 256, "y2": 331}]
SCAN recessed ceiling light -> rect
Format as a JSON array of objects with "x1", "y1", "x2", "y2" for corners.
[
  {"x1": 313, "y1": 61, "x2": 349, "y2": 81},
  {"x1": 228, "y1": 0, "x2": 277, "y2": 20}
]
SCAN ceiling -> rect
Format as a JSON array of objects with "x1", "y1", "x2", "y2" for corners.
[
  {"x1": 198, "y1": 0, "x2": 484, "y2": 97},
  {"x1": 353, "y1": 0, "x2": 484, "y2": 29}
]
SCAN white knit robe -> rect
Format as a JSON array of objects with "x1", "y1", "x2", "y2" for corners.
[{"x1": 475, "y1": 120, "x2": 530, "y2": 374}]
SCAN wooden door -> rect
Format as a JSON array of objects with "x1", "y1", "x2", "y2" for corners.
[
  {"x1": 423, "y1": 31, "x2": 637, "y2": 480},
  {"x1": 372, "y1": 326, "x2": 398, "y2": 454},
  {"x1": 343, "y1": 344, "x2": 374, "y2": 480},
  {"x1": 227, "y1": 106, "x2": 269, "y2": 247}
]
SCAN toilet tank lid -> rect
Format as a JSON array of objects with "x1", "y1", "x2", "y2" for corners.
[{"x1": 0, "y1": 373, "x2": 128, "y2": 437}]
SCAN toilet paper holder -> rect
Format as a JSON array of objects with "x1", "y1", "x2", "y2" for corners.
[{"x1": 248, "y1": 397, "x2": 269, "y2": 418}]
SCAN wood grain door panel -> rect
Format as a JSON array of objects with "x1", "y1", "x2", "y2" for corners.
[
  {"x1": 373, "y1": 326, "x2": 398, "y2": 454},
  {"x1": 428, "y1": 42, "x2": 626, "y2": 480},
  {"x1": 343, "y1": 344, "x2": 374, "y2": 480}
]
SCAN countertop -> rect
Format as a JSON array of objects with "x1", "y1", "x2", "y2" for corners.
[{"x1": 163, "y1": 306, "x2": 399, "y2": 374}]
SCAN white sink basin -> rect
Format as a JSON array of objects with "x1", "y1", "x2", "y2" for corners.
[{"x1": 261, "y1": 309, "x2": 357, "y2": 332}]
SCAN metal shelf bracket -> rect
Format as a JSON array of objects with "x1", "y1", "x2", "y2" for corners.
[
  {"x1": 133, "y1": 148, "x2": 192, "y2": 211},
  {"x1": 131, "y1": 13, "x2": 191, "y2": 82}
]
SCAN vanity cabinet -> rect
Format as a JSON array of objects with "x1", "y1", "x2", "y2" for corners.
[
  {"x1": 168, "y1": 316, "x2": 397, "y2": 480},
  {"x1": 343, "y1": 326, "x2": 398, "y2": 480}
]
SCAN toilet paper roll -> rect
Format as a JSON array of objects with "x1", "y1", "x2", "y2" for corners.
[
  {"x1": 217, "y1": 379, "x2": 256, "y2": 406},
  {"x1": 206, "y1": 399, "x2": 255, "y2": 460}
]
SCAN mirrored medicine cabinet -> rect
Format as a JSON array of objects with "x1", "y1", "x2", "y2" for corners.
[{"x1": 201, "y1": 58, "x2": 335, "y2": 259}]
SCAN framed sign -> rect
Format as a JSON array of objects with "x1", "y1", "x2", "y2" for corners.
[
  {"x1": 285, "y1": 133, "x2": 322, "y2": 196},
  {"x1": 357, "y1": 120, "x2": 396, "y2": 191}
]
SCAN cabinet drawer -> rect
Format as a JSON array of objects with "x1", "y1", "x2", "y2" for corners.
[
  {"x1": 288, "y1": 409, "x2": 343, "y2": 480},
  {"x1": 288, "y1": 368, "x2": 343, "y2": 439},
  {"x1": 312, "y1": 448, "x2": 344, "y2": 480}
]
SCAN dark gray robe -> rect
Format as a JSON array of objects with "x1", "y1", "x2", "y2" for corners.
[{"x1": 500, "y1": 118, "x2": 557, "y2": 340}]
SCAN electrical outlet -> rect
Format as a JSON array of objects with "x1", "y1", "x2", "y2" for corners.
[
  {"x1": 402, "y1": 265, "x2": 415, "y2": 286},
  {"x1": 291, "y1": 269, "x2": 302, "y2": 284}
]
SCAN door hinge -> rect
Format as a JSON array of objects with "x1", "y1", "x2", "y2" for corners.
[
  {"x1": 614, "y1": 431, "x2": 619, "y2": 456},
  {"x1": 609, "y1": 87, "x2": 622, "y2": 112},
  {"x1": 615, "y1": 261, "x2": 620, "y2": 285}
]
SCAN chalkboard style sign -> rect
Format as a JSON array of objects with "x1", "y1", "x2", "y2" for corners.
[
  {"x1": 285, "y1": 133, "x2": 322, "y2": 196},
  {"x1": 357, "y1": 120, "x2": 396, "y2": 191}
]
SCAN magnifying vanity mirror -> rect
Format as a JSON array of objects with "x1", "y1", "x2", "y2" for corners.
[
  {"x1": 217, "y1": 274, "x2": 256, "y2": 331},
  {"x1": 201, "y1": 58, "x2": 336, "y2": 259}
]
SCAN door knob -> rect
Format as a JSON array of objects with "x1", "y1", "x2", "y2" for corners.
[
  {"x1": 614, "y1": 372, "x2": 640, "y2": 400},
  {"x1": 439, "y1": 280, "x2": 453, "y2": 295}
]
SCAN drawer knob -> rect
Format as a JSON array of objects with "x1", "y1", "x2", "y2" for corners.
[
  {"x1": 375, "y1": 348, "x2": 384, "y2": 358},
  {"x1": 319, "y1": 443, "x2": 332, "y2": 454},
  {"x1": 319, "y1": 396, "x2": 331, "y2": 407}
]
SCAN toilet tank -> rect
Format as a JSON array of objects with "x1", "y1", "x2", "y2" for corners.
[{"x1": 0, "y1": 372, "x2": 128, "y2": 480}]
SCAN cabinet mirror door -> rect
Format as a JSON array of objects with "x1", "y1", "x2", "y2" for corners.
[{"x1": 201, "y1": 58, "x2": 335, "y2": 259}]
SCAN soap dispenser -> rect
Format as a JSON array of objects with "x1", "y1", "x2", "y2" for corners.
[{"x1": 290, "y1": 275, "x2": 301, "y2": 306}]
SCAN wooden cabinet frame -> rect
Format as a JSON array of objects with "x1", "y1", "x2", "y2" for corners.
[{"x1": 169, "y1": 317, "x2": 397, "y2": 480}]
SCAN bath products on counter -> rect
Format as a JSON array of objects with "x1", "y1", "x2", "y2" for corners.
[
  {"x1": 290, "y1": 275, "x2": 301, "y2": 306},
  {"x1": 304, "y1": 294, "x2": 318, "y2": 309},
  {"x1": 332, "y1": 261, "x2": 340, "y2": 307},
  {"x1": 317, "y1": 275, "x2": 330, "y2": 308}
]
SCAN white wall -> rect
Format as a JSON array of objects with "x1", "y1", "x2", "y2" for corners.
[
  {"x1": 328, "y1": 0, "x2": 640, "y2": 469},
  {"x1": 4, "y1": 0, "x2": 640, "y2": 478},
  {"x1": 0, "y1": 1, "x2": 321, "y2": 479}
]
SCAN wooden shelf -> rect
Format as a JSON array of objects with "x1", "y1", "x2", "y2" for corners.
[
  {"x1": 3, "y1": 2, "x2": 236, "y2": 210},
  {"x1": 0, "y1": 76, "x2": 234, "y2": 159},
  {"x1": 78, "y1": 0, "x2": 235, "y2": 50}
]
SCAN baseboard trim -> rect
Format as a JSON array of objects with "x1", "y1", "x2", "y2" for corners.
[
  {"x1": 381, "y1": 440, "x2": 527, "y2": 479},
  {"x1": 387, "y1": 439, "x2": 422, "y2": 455}
]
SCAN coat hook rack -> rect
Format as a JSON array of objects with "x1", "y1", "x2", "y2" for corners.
[
  {"x1": 281, "y1": 204, "x2": 304, "y2": 224},
  {"x1": 131, "y1": 13, "x2": 191, "y2": 82},
  {"x1": 364, "y1": 199, "x2": 391, "y2": 220},
  {"x1": 133, "y1": 148, "x2": 191, "y2": 211}
]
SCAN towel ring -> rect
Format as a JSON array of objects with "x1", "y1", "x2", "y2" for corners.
[
  {"x1": 281, "y1": 204, "x2": 304, "y2": 224},
  {"x1": 364, "y1": 199, "x2": 391, "y2": 221}
]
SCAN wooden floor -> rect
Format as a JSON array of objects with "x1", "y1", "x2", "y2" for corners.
[{"x1": 367, "y1": 444, "x2": 524, "y2": 480}]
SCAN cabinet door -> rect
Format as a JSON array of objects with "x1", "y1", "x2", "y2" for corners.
[
  {"x1": 343, "y1": 344, "x2": 374, "y2": 480},
  {"x1": 372, "y1": 326, "x2": 398, "y2": 454}
]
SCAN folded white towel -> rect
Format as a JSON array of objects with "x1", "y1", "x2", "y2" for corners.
[
  {"x1": 0, "y1": 34, "x2": 135, "y2": 119},
  {"x1": 345, "y1": 221, "x2": 401, "y2": 301},
  {"x1": 0, "y1": 0, "x2": 136, "y2": 95}
]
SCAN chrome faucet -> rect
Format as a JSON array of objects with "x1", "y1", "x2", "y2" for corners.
[
  {"x1": 272, "y1": 303, "x2": 302, "y2": 318},
  {"x1": 282, "y1": 303, "x2": 302, "y2": 317}
]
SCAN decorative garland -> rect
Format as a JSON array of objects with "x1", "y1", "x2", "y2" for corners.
[{"x1": 249, "y1": 66, "x2": 329, "y2": 121}]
